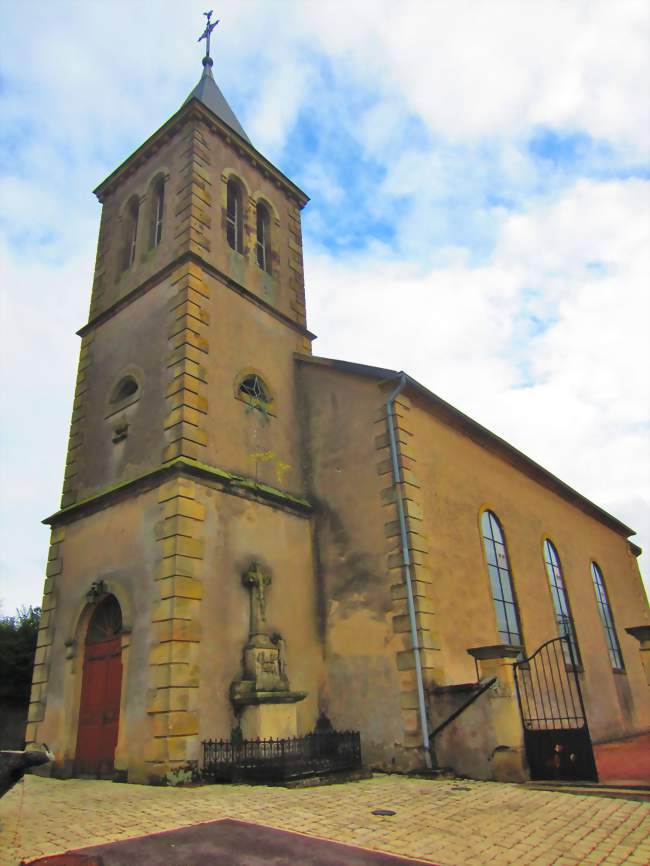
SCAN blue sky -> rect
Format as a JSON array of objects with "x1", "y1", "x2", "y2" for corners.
[{"x1": 0, "y1": 0, "x2": 649, "y2": 612}]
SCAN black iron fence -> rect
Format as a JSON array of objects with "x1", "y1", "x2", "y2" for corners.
[{"x1": 202, "y1": 729, "x2": 362, "y2": 782}]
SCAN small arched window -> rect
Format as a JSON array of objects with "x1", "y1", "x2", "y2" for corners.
[
  {"x1": 591, "y1": 561, "x2": 624, "y2": 671},
  {"x1": 256, "y1": 201, "x2": 271, "y2": 274},
  {"x1": 480, "y1": 511, "x2": 524, "y2": 647},
  {"x1": 239, "y1": 374, "x2": 271, "y2": 407},
  {"x1": 111, "y1": 375, "x2": 139, "y2": 404},
  {"x1": 226, "y1": 178, "x2": 244, "y2": 253},
  {"x1": 150, "y1": 177, "x2": 165, "y2": 248},
  {"x1": 543, "y1": 539, "x2": 581, "y2": 666},
  {"x1": 122, "y1": 197, "x2": 140, "y2": 270}
]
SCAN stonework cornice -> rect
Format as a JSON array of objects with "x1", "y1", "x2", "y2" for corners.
[
  {"x1": 42, "y1": 457, "x2": 312, "y2": 527},
  {"x1": 93, "y1": 100, "x2": 309, "y2": 208},
  {"x1": 76, "y1": 250, "x2": 317, "y2": 342}
]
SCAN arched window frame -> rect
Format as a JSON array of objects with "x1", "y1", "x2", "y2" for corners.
[
  {"x1": 108, "y1": 374, "x2": 140, "y2": 407},
  {"x1": 543, "y1": 539, "x2": 581, "y2": 667},
  {"x1": 121, "y1": 196, "x2": 140, "y2": 271},
  {"x1": 480, "y1": 510, "x2": 524, "y2": 649},
  {"x1": 256, "y1": 200, "x2": 272, "y2": 274},
  {"x1": 226, "y1": 177, "x2": 244, "y2": 254},
  {"x1": 149, "y1": 176, "x2": 165, "y2": 249},
  {"x1": 591, "y1": 561, "x2": 624, "y2": 671},
  {"x1": 235, "y1": 372, "x2": 274, "y2": 418},
  {"x1": 105, "y1": 370, "x2": 142, "y2": 426},
  {"x1": 86, "y1": 594, "x2": 123, "y2": 644}
]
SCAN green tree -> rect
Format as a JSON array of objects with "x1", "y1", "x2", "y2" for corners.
[{"x1": 0, "y1": 606, "x2": 41, "y2": 704}]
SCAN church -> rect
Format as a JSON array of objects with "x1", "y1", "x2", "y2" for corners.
[{"x1": 27, "y1": 23, "x2": 650, "y2": 785}]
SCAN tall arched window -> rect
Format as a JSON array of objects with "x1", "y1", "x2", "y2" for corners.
[
  {"x1": 543, "y1": 539, "x2": 581, "y2": 666},
  {"x1": 256, "y1": 201, "x2": 271, "y2": 273},
  {"x1": 480, "y1": 511, "x2": 524, "y2": 647},
  {"x1": 591, "y1": 561, "x2": 624, "y2": 671},
  {"x1": 226, "y1": 178, "x2": 244, "y2": 253},
  {"x1": 150, "y1": 177, "x2": 165, "y2": 248},
  {"x1": 122, "y1": 197, "x2": 140, "y2": 270}
]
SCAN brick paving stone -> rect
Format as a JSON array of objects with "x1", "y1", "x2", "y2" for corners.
[{"x1": 1, "y1": 775, "x2": 649, "y2": 866}]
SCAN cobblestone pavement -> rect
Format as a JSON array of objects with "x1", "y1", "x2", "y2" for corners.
[{"x1": 1, "y1": 774, "x2": 649, "y2": 866}]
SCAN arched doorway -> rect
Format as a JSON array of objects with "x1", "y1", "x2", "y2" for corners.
[{"x1": 75, "y1": 594, "x2": 123, "y2": 777}]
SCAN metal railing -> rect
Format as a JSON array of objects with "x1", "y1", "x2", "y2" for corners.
[
  {"x1": 202, "y1": 729, "x2": 362, "y2": 782},
  {"x1": 514, "y1": 635, "x2": 587, "y2": 731}
]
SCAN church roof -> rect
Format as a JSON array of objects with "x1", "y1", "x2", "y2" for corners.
[
  {"x1": 295, "y1": 354, "x2": 637, "y2": 542},
  {"x1": 184, "y1": 57, "x2": 251, "y2": 144}
]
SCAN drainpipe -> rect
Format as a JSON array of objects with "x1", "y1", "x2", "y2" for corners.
[{"x1": 386, "y1": 373, "x2": 432, "y2": 769}]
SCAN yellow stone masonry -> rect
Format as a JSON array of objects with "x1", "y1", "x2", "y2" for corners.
[
  {"x1": 163, "y1": 261, "x2": 210, "y2": 464},
  {"x1": 25, "y1": 525, "x2": 66, "y2": 747},
  {"x1": 376, "y1": 389, "x2": 443, "y2": 749},
  {"x1": 147, "y1": 477, "x2": 204, "y2": 779},
  {"x1": 60, "y1": 333, "x2": 95, "y2": 508}
]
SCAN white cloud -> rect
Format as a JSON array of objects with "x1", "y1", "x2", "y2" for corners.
[{"x1": 306, "y1": 177, "x2": 650, "y2": 579}]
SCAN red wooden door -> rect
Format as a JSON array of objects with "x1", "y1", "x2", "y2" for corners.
[{"x1": 75, "y1": 635, "x2": 122, "y2": 777}]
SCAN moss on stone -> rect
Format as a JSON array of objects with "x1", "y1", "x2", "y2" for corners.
[{"x1": 44, "y1": 457, "x2": 311, "y2": 525}]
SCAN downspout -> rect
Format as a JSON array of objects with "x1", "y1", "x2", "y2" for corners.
[{"x1": 386, "y1": 373, "x2": 432, "y2": 769}]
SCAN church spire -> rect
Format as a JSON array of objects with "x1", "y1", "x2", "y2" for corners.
[{"x1": 184, "y1": 10, "x2": 251, "y2": 144}]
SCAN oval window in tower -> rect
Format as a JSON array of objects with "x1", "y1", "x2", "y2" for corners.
[
  {"x1": 238, "y1": 373, "x2": 271, "y2": 408},
  {"x1": 110, "y1": 375, "x2": 139, "y2": 405}
]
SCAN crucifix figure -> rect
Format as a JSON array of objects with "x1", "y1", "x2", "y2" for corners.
[
  {"x1": 242, "y1": 561, "x2": 272, "y2": 637},
  {"x1": 198, "y1": 10, "x2": 219, "y2": 60}
]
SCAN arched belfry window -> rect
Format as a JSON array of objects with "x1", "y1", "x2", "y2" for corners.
[
  {"x1": 480, "y1": 511, "x2": 524, "y2": 648},
  {"x1": 591, "y1": 561, "x2": 624, "y2": 671},
  {"x1": 150, "y1": 177, "x2": 165, "y2": 248},
  {"x1": 543, "y1": 539, "x2": 581, "y2": 666},
  {"x1": 256, "y1": 201, "x2": 271, "y2": 274},
  {"x1": 226, "y1": 178, "x2": 244, "y2": 253},
  {"x1": 122, "y1": 197, "x2": 140, "y2": 270}
]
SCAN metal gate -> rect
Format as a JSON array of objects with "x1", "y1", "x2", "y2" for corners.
[{"x1": 514, "y1": 636, "x2": 598, "y2": 781}]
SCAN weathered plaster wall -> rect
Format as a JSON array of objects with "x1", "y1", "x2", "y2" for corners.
[
  {"x1": 28, "y1": 487, "x2": 160, "y2": 783},
  {"x1": 199, "y1": 124, "x2": 306, "y2": 328},
  {"x1": 91, "y1": 128, "x2": 186, "y2": 317},
  {"x1": 192, "y1": 268, "x2": 307, "y2": 494},
  {"x1": 68, "y1": 281, "x2": 175, "y2": 503},
  {"x1": 92, "y1": 114, "x2": 306, "y2": 331},
  {"x1": 407, "y1": 392, "x2": 650, "y2": 746},
  {"x1": 296, "y1": 363, "x2": 409, "y2": 770},
  {"x1": 196, "y1": 485, "x2": 321, "y2": 742}
]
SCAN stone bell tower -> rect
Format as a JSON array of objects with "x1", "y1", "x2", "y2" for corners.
[{"x1": 27, "y1": 17, "x2": 321, "y2": 783}]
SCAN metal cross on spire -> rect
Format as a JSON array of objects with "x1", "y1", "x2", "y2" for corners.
[{"x1": 198, "y1": 10, "x2": 219, "y2": 61}]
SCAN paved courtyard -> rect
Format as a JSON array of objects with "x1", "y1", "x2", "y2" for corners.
[{"x1": 1, "y1": 774, "x2": 649, "y2": 866}]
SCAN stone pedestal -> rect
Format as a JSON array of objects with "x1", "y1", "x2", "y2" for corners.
[
  {"x1": 240, "y1": 703, "x2": 299, "y2": 739},
  {"x1": 230, "y1": 562, "x2": 307, "y2": 737},
  {"x1": 467, "y1": 644, "x2": 528, "y2": 782}
]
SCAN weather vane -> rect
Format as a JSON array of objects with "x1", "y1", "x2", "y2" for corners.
[{"x1": 198, "y1": 10, "x2": 220, "y2": 61}]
